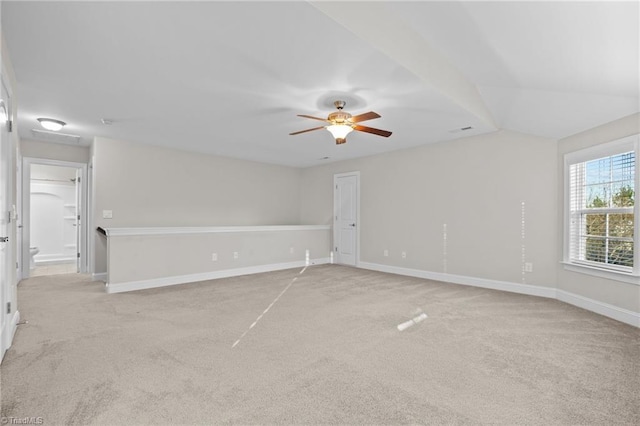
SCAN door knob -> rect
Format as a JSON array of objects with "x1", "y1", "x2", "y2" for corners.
[
  {"x1": 0, "y1": 237, "x2": 8, "y2": 243},
  {"x1": 349, "y1": 223, "x2": 356, "y2": 227}
]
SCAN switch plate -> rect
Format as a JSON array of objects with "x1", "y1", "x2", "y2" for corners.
[
  {"x1": 525, "y1": 262, "x2": 533, "y2": 272},
  {"x1": 233, "y1": 251, "x2": 238, "y2": 260},
  {"x1": 383, "y1": 250, "x2": 389, "y2": 257},
  {"x1": 102, "y1": 210, "x2": 113, "y2": 219},
  {"x1": 402, "y1": 251, "x2": 407, "y2": 259},
  {"x1": 290, "y1": 247, "x2": 294, "y2": 254},
  {"x1": 211, "y1": 253, "x2": 217, "y2": 261}
]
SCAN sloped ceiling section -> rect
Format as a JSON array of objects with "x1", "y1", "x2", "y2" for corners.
[
  {"x1": 389, "y1": 1, "x2": 639, "y2": 139},
  {"x1": 310, "y1": 1, "x2": 498, "y2": 130},
  {"x1": 2, "y1": 1, "x2": 638, "y2": 167}
]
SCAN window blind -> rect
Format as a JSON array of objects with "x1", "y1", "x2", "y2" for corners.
[{"x1": 568, "y1": 151, "x2": 635, "y2": 271}]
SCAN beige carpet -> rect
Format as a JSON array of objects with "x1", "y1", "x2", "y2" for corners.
[{"x1": 1, "y1": 265, "x2": 639, "y2": 425}]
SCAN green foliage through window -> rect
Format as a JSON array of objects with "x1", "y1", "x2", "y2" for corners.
[{"x1": 580, "y1": 156, "x2": 635, "y2": 268}]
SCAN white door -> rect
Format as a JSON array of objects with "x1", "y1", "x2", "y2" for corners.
[
  {"x1": 16, "y1": 160, "x2": 22, "y2": 280},
  {"x1": 75, "y1": 168, "x2": 81, "y2": 272},
  {"x1": 334, "y1": 173, "x2": 359, "y2": 266},
  {"x1": 0, "y1": 82, "x2": 11, "y2": 355}
]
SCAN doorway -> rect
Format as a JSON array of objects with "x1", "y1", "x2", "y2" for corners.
[
  {"x1": 333, "y1": 172, "x2": 359, "y2": 266},
  {"x1": 20, "y1": 159, "x2": 88, "y2": 278}
]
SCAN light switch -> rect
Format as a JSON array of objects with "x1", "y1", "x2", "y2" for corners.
[{"x1": 102, "y1": 210, "x2": 113, "y2": 219}]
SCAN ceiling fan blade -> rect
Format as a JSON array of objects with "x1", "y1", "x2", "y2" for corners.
[
  {"x1": 289, "y1": 126, "x2": 325, "y2": 136},
  {"x1": 298, "y1": 114, "x2": 330, "y2": 123},
  {"x1": 353, "y1": 125, "x2": 392, "y2": 138},
  {"x1": 349, "y1": 111, "x2": 381, "y2": 123}
]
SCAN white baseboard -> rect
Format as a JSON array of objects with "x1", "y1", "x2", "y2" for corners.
[
  {"x1": 92, "y1": 272, "x2": 107, "y2": 282},
  {"x1": 556, "y1": 290, "x2": 640, "y2": 327},
  {"x1": 10, "y1": 310, "x2": 20, "y2": 342},
  {"x1": 358, "y1": 261, "x2": 639, "y2": 328},
  {"x1": 1, "y1": 310, "x2": 20, "y2": 363},
  {"x1": 359, "y1": 262, "x2": 556, "y2": 298},
  {"x1": 106, "y1": 258, "x2": 331, "y2": 294}
]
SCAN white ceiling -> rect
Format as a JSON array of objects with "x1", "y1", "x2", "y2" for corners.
[{"x1": 2, "y1": 1, "x2": 638, "y2": 168}]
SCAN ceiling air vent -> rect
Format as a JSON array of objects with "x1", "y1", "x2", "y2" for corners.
[
  {"x1": 448, "y1": 126, "x2": 474, "y2": 134},
  {"x1": 31, "y1": 129, "x2": 81, "y2": 145}
]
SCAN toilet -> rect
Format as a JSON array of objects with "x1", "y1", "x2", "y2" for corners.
[{"x1": 29, "y1": 247, "x2": 39, "y2": 269}]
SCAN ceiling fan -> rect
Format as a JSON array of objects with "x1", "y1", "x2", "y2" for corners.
[{"x1": 290, "y1": 100, "x2": 392, "y2": 144}]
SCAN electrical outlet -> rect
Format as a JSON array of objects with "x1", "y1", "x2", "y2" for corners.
[
  {"x1": 383, "y1": 249, "x2": 389, "y2": 257},
  {"x1": 233, "y1": 251, "x2": 239, "y2": 260},
  {"x1": 102, "y1": 210, "x2": 113, "y2": 219},
  {"x1": 525, "y1": 262, "x2": 533, "y2": 272},
  {"x1": 211, "y1": 253, "x2": 217, "y2": 261},
  {"x1": 402, "y1": 251, "x2": 407, "y2": 259}
]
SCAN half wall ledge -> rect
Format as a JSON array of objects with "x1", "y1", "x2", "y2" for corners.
[{"x1": 98, "y1": 225, "x2": 332, "y2": 293}]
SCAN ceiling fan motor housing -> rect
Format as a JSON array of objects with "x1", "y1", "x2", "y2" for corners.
[
  {"x1": 335, "y1": 138, "x2": 347, "y2": 145},
  {"x1": 328, "y1": 110, "x2": 352, "y2": 124}
]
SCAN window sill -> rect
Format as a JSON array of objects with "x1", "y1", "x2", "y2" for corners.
[{"x1": 561, "y1": 262, "x2": 640, "y2": 285}]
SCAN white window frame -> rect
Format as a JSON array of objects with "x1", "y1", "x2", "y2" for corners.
[{"x1": 563, "y1": 134, "x2": 640, "y2": 285}]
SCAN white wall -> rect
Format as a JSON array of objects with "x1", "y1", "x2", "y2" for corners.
[
  {"x1": 20, "y1": 139, "x2": 90, "y2": 164},
  {"x1": 103, "y1": 226, "x2": 331, "y2": 292},
  {"x1": 301, "y1": 129, "x2": 558, "y2": 288},
  {"x1": 91, "y1": 137, "x2": 303, "y2": 273},
  {"x1": 557, "y1": 113, "x2": 640, "y2": 312}
]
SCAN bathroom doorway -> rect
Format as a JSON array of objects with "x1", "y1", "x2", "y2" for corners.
[{"x1": 20, "y1": 158, "x2": 88, "y2": 279}]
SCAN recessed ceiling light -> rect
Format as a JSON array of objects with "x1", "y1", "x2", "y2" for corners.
[{"x1": 37, "y1": 118, "x2": 66, "y2": 131}]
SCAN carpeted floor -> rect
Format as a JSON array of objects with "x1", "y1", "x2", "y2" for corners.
[{"x1": 1, "y1": 265, "x2": 639, "y2": 425}]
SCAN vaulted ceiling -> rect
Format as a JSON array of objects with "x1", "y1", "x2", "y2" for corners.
[{"x1": 2, "y1": 1, "x2": 638, "y2": 167}]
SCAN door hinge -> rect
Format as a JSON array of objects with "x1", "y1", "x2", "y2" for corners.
[
  {"x1": 335, "y1": 247, "x2": 338, "y2": 251},
  {"x1": 16, "y1": 262, "x2": 18, "y2": 269},
  {"x1": 7, "y1": 120, "x2": 13, "y2": 133},
  {"x1": 77, "y1": 252, "x2": 81, "y2": 258},
  {"x1": 6, "y1": 302, "x2": 11, "y2": 314}
]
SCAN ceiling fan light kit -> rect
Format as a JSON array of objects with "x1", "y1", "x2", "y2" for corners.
[
  {"x1": 327, "y1": 124, "x2": 353, "y2": 144},
  {"x1": 291, "y1": 100, "x2": 392, "y2": 145}
]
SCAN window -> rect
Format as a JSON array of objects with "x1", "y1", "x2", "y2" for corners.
[{"x1": 565, "y1": 135, "x2": 639, "y2": 279}]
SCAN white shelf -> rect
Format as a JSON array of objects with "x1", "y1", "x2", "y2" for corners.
[{"x1": 100, "y1": 225, "x2": 331, "y2": 237}]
